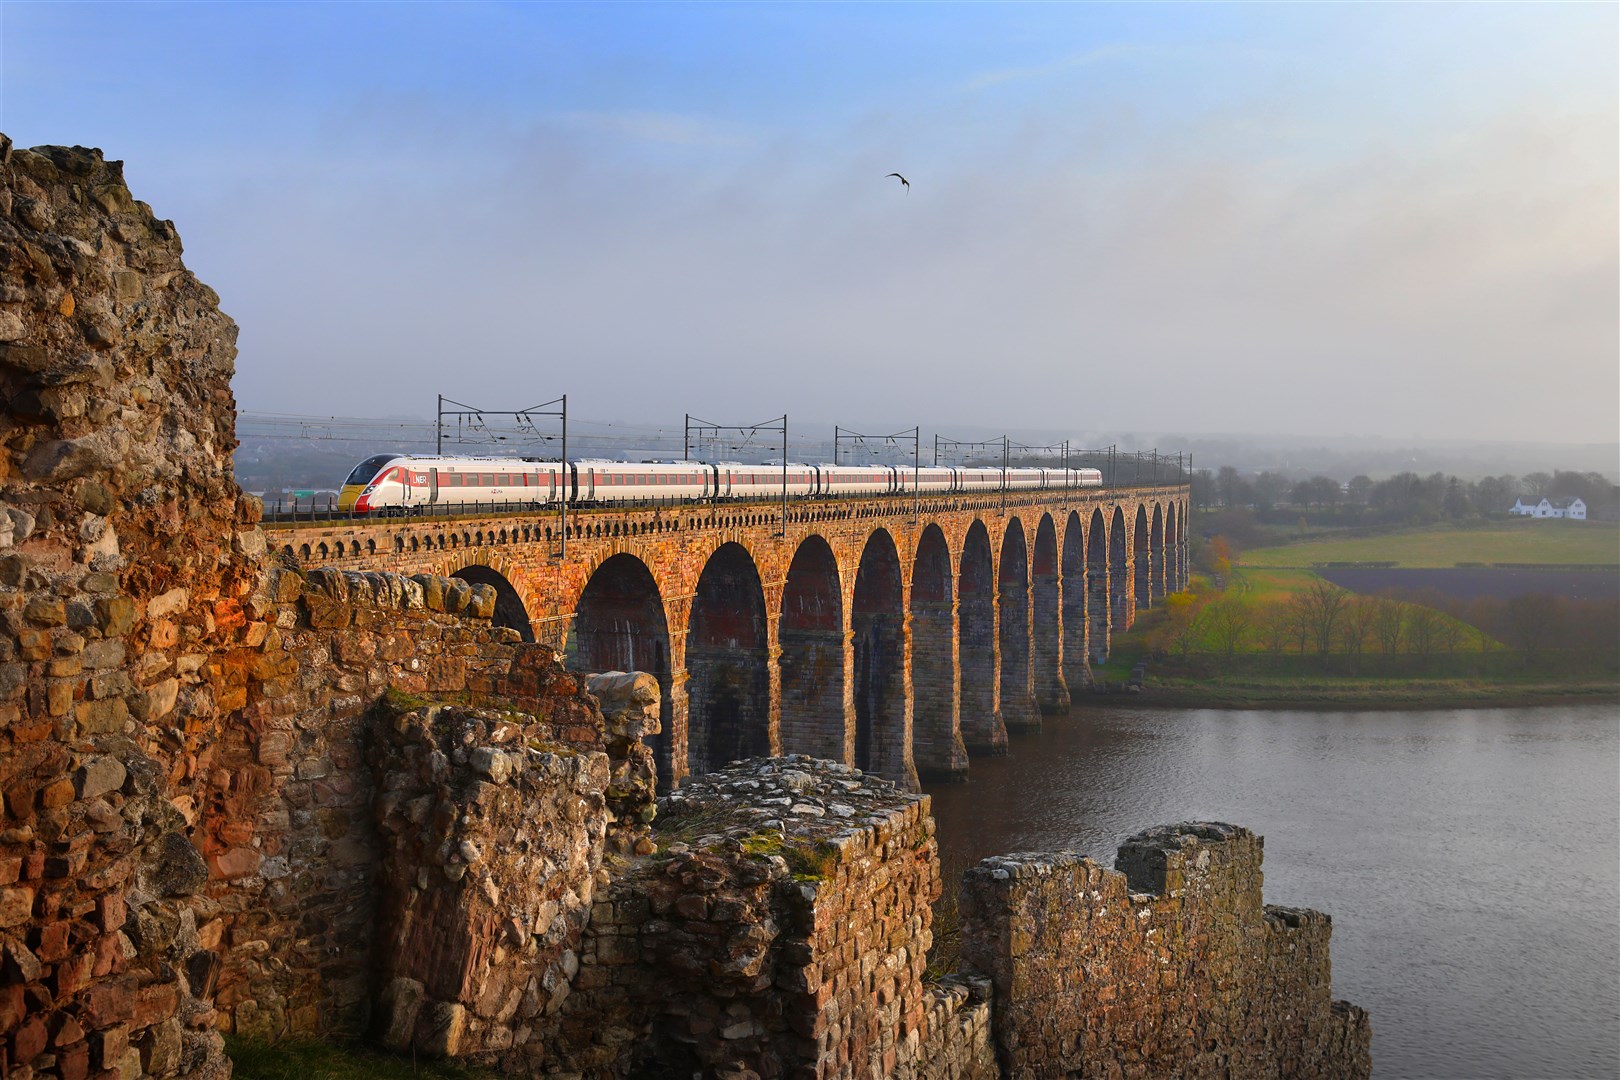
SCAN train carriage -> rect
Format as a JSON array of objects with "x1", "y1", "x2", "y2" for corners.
[
  {"x1": 1005, "y1": 467, "x2": 1046, "y2": 491},
  {"x1": 953, "y1": 467, "x2": 1002, "y2": 495},
  {"x1": 576, "y1": 459, "x2": 716, "y2": 504},
  {"x1": 896, "y1": 465, "x2": 957, "y2": 495},
  {"x1": 715, "y1": 463, "x2": 819, "y2": 500},
  {"x1": 815, "y1": 464, "x2": 899, "y2": 497}
]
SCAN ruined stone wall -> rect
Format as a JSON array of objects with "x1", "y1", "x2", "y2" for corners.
[
  {"x1": 370, "y1": 702, "x2": 611, "y2": 1061},
  {"x1": 958, "y1": 823, "x2": 1372, "y2": 1080},
  {"x1": 207, "y1": 571, "x2": 659, "y2": 1045},
  {"x1": 203, "y1": 566, "x2": 513, "y2": 1041},
  {"x1": 541, "y1": 758, "x2": 998, "y2": 1080},
  {"x1": 0, "y1": 137, "x2": 250, "y2": 1080}
]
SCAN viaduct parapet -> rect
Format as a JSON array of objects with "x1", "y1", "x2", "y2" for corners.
[{"x1": 276, "y1": 483, "x2": 1189, "y2": 791}]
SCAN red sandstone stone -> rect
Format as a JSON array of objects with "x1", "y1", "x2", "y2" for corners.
[
  {"x1": 96, "y1": 893, "x2": 124, "y2": 933},
  {"x1": 35, "y1": 920, "x2": 70, "y2": 962},
  {"x1": 80, "y1": 979, "x2": 135, "y2": 1027},
  {"x1": 58, "y1": 1039, "x2": 91, "y2": 1080},
  {"x1": 210, "y1": 846, "x2": 261, "y2": 879},
  {"x1": 0, "y1": 984, "x2": 24, "y2": 1032},
  {"x1": 132, "y1": 983, "x2": 179, "y2": 1029},
  {"x1": 13, "y1": 1014, "x2": 48, "y2": 1062}
]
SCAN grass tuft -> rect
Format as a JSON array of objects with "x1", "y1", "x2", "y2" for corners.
[{"x1": 226, "y1": 1037, "x2": 501, "y2": 1080}]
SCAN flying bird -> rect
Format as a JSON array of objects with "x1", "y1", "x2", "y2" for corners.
[{"x1": 886, "y1": 172, "x2": 909, "y2": 193}]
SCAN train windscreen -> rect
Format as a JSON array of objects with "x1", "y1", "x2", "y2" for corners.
[{"x1": 345, "y1": 455, "x2": 395, "y2": 485}]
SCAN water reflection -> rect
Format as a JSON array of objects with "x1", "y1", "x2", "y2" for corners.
[{"x1": 925, "y1": 706, "x2": 1620, "y2": 1080}]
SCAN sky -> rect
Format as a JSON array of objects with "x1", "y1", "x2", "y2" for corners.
[{"x1": 2, "y1": 2, "x2": 1616, "y2": 447}]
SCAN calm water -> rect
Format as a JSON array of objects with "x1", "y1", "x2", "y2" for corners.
[{"x1": 925, "y1": 705, "x2": 1620, "y2": 1080}]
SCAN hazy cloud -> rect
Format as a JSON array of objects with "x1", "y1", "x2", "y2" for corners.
[
  {"x1": 962, "y1": 44, "x2": 1142, "y2": 92},
  {"x1": 553, "y1": 109, "x2": 754, "y2": 147},
  {"x1": 4, "y1": 3, "x2": 1613, "y2": 448}
]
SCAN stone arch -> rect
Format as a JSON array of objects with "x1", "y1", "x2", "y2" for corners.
[
  {"x1": 852, "y1": 529, "x2": 912, "y2": 786},
  {"x1": 1031, "y1": 513, "x2": 1067, "y2": 716},
  {"x1": 999, "y1": 518, "x2": 1038, "y2": 734},
  {"x1": 686, "y1": 543, "x2": 771, "y2": 777},
  {"x1": 1061, "y1": 511, "x2": 1090, "y2": 691},
  {"x1": 778, "y1": 535, "x2": 846, "y2": 762},
  {"x1": 958, "y1": 520, "x2": 1003, "y2": 755},
  {"x1": 1088, "y1": 509, "x2": 1110, "y2": 664},
  {"x1": 910, "y1": 524, "x2": 964, "y2": 781},
  {"x1": 1177, "y1": 501, "x2": 1189, "y2": 590},
  {"x1": 1150, "y1": 504, "x2": 1166, "y2": 602},
  {"x1": 1111, "y1": 506, "x2": 1130, "y2": 633},
  {"x1": 1164, "y1": 502, "x2": 1178, "y2": 592},
  {"x1": 572, "y1": 553, "x2": 676, "y2": 787},
  {"x1": 449, "y1": 564, "x2": 535, "y2": 643},
  {"x1": 1134, "y1": 504, "x2": 1151, "y2": 612},
  {"x1": 298, "y1": 543, "x2": 311, "y2": 561}
]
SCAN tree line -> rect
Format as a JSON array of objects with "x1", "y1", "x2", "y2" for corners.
[{"x1": 1189, "y1": 467, "x2": 1618, "y2": 526}]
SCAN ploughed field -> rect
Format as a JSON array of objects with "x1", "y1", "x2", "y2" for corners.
[
  {"x1": 1316, "y1": 566, "x2": 1620, "y2": 603},
  {"x1": 1241, "y1": 521, "x2": 1619, "y2": 570}
]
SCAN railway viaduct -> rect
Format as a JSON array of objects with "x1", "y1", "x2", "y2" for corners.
[{"x1": 272, "y1": 485, "x2": 1189, "y2": 790}]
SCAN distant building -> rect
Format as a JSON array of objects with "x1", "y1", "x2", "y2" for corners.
[{"x1": 1509, "y1": 497, "x2": 1587, "y2": 520}]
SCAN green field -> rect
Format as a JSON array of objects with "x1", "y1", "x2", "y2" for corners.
[
  {"x1": 1240, "y1": 522, "x2": 1619, "y2": 569},
  {"x1": 1230, "y1": 567, "x2": 1319, "y2": 602}
]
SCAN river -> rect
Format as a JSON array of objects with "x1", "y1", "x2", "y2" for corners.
[{"x1": 924, "y1": 704, "x2": 1620, "y2": 1080}]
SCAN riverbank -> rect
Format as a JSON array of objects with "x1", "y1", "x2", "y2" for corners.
[{"x1": 1087, "y1": 675, "x2": 1618, "y2": 711}]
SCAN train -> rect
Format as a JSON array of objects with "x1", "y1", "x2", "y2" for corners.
[{"x1": 336, "y1": 454, "x2": 1104, "y2": 515}]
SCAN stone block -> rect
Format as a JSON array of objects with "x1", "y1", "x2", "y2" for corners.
[
  {"x1": 74, "y1": 755, "x2": 126, "y2": 800},
  {"x1": 417, "y1": 1001, "x2": 467, "y2": 1058},
  {"x1": 0, "y1": 886, "x2": 32, "y2": 929}
]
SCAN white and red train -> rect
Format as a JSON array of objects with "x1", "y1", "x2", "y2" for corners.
[{"x1": 337, "y1": 454, "x2": 1103, "y2": 515}]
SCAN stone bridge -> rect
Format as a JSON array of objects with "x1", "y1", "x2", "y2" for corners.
[{"x1": 273, "y1": 486, "x2": 1188, "y2": 789}]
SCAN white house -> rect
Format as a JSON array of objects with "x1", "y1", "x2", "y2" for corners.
[{"x1": 1511, "y1": 497, "x2": 1587, "y2": 520}]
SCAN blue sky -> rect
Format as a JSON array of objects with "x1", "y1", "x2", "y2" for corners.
[{"x1": 2, "y1": 2, "x2": 1615, "y2": 445}]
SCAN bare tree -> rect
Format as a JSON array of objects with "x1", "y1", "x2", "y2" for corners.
[
  {"x1": 1404, "y1": 605, "x2": 1448, "y2": 665},
  {"x1": 1203, "y1": 596, "x2": 1254, "y2": 659},
  {"x1": 1370, "y1": 595, "x2": 1405, "y2": 655},
  {"x1": 1296, "y1": 579, "x2": 1350, "y2": 655},
  {"x1": 1282, "y1": 595, "x2": 1314, "y2": 653},
  {"x1": 1339, "y1": 596, "x2": 1377, "y2": 657},
  {"x1": 1260, "y1": 607, "x2": 1291, "y2": 655}
]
